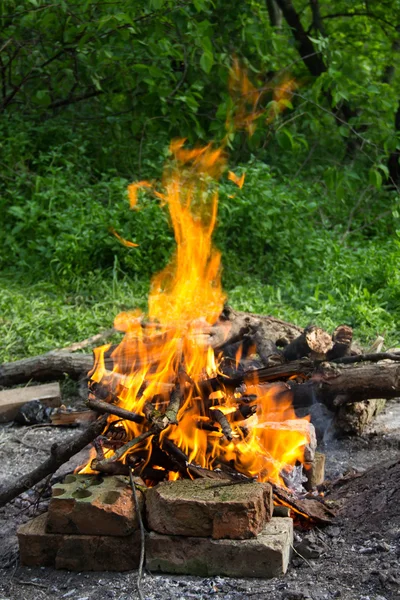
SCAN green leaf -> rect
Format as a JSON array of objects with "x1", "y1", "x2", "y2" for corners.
[
  {"x1": 200, "y1": 51, "x2": 214, "y2": 74},
  {"x1": 276, "y1": 128, "x2": 294, "y2": 151},
  {"x1": 369, "y1": 169, "x2": 382, "y2": 190}
]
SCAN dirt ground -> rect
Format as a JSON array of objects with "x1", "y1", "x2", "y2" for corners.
[{"x1": 0, "y1": 401, "x2": 399, "y2": 600}]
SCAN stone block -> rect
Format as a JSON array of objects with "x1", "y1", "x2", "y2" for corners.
[
  {"x1": 46, "y1": 474, "x2": 143, "y2": 536},
  {"x1": 146, "y1": 517, "x2": 293, "y2": 578},
  {"x1": 18, "y1": 513, "x2": 140, "y2": 571},
  {"x1": 146, "y1": 479, "x2": 272, "y2": 540}
]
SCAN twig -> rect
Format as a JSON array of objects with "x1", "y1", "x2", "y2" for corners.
[
  {"x1": 129, "y1": 469, "x2": 146, "y2": 600},
  {"x1": 211, "y1": 409, "x2": 233, "y2": 440},
  {"x1": 290, "y1": 544, "x2": 315, "y2": 570},
  {"x1": 12, "y1": 579, "x2": 48, "y2": 589},
  {"x1": 164, "y1": 386, "x2": 182, "y2": 424},
  {"x1": 331, "y1": 351, "x2": 400, "y2": 365}
]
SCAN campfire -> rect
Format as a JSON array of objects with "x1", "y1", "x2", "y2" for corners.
[{"x1": 81, "y1": 139, "x2": 315, "y2": 500}]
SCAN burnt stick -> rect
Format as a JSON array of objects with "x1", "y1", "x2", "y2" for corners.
[
  {"x1": 211, "y1": 409, "x2": 233, "y2": 440},
  {"x1": 87, "y1": 396, "x2": 144, "y2": 424}
]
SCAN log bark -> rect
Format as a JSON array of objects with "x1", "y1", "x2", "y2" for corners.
[{"x1": 0, "y1": 415, "x2": 107, "y2": 507}]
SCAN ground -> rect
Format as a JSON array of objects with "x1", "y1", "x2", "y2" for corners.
[{"x1": 0, "y1": 401, "x2": 399, "y2": 600}]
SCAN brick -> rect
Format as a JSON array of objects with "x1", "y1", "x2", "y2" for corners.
[
  {"x1": 146, "y1": 517, "x2": 293, "y2": 578},
  {"x1": 0, "y1": 383, "x2": 61, "y2": 423},
  {"x1": 18, "y1": 513, "x2": 140, "y2": 571},
  {"x1": 46, "y1": 474, "x2": 143, "y2": 536},
  {"x1": 146, "y1": 479, "x2": 272, "y2": 540}
]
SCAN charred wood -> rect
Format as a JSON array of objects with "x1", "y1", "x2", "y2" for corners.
[
  {"x1": 282, "y1": 325, "x2": 333, "y2": 361},
  {"x1": 326, "y1": 325, "x2": 353, "y2": 360},
  {"x1": 211, "y1": 409, "x2": 233, "y2": 440}
]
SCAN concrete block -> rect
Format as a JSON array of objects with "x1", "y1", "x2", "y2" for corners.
[
  {"x1": 146, "y1": 517, "x2": 293, "y2": 578},
  {"x1": 146, "y1": 479, "x2": 272, "y2": 540},
  {"x1": 46, "y1": 474, "x2": 143, "y2": 536},
  {"x1": 18, "y1": 513, "x2": 140, "y2": 571}
]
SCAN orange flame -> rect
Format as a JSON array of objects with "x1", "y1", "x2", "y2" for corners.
[{"x1": 83, "y1": 64, "x2": 306, "y2": 489}]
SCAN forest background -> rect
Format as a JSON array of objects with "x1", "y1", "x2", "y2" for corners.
[{"x1": 1, "y1": 0, "x2": 400, "y2": 361}]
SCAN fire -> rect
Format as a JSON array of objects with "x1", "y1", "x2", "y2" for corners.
[{"x1": 83, "y1": 63, "x2": 308, "y2": 489}]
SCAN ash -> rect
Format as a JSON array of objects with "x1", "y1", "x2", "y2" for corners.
[{"x1": 0, "y1": 401, "x2": 399, "y2": 600}]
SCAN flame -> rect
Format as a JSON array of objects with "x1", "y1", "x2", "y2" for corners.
[{"x1": 83, "y1": 63, "x2": 307, "y2": 490}]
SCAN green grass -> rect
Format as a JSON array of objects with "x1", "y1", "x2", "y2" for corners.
[
  {"x1": 1, "y1": 262, "x2": 398, "y2": 363},
  {"x1": 1, "y1": 120, "x2": 399, "y2": 362}
]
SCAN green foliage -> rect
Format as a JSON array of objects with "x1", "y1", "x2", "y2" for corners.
[{"x1": 1, "y1": 0, "x2": 400, "y2": 360}]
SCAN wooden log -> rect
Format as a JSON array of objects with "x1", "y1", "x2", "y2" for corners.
[
  {"x1": 282, "y1": 325, "x2": 333, "y2": 361},
  {"x1": 288, "y1": 360, "x2": 400, "y2": 407},
  {"x1": 0, "y1": 352, "x2": 94, "y2": 387},
  {"x1": 58, "y1": 328, "x2": 116, "y2": 352},
  {"x1": 247, "y1": 322, "x2": 284, "y2": 366},
  {"x1": 0, "y1": 415, "x2": 108, "y2": 507}
]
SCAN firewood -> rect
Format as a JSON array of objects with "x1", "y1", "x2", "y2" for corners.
[
  {"x1": 0, "y1": 415, "x2": 108, "y2": 507},
  {"x1": 49, "y1": 409, "x2": 96, "y2": 426},
  {"x1": 211, "y1": 409, "x2": 233, "y2": 440},
  {"x1": 326, "y1": 325, "x2": 353, "y2": 360},
  {"x1": 283, "y1": 325, "x2": 333, "y2": 361},
  {"x1": 87, "y1": 396, "x2": 144, "y2": 424},
  {"x1": 0, "y1": 352, "x2": 94, "y2": 387}
]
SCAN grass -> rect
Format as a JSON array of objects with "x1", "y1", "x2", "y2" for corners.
[{"x1": 1, "y1": 263, "x2": 398, "y2": 363}]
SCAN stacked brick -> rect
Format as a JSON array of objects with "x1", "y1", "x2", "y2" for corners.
[{"x1": 18, "y1": 474, "x2": 294, "y2": 577}]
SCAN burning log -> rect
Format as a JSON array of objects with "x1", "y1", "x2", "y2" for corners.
[
  {"x1": 273, "y1": 486, "x2": 336, "y2": 525},
  {"x1": 0, "y1": 415, "x2": 108, "y2": 508}
]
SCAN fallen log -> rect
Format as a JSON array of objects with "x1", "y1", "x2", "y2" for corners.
[
  {"x1": 288, "y1": 360, "x2": 400, "y2": 408},
  {"x1": 0, "y1": 415, "x2": 107, "y2": 507}
]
